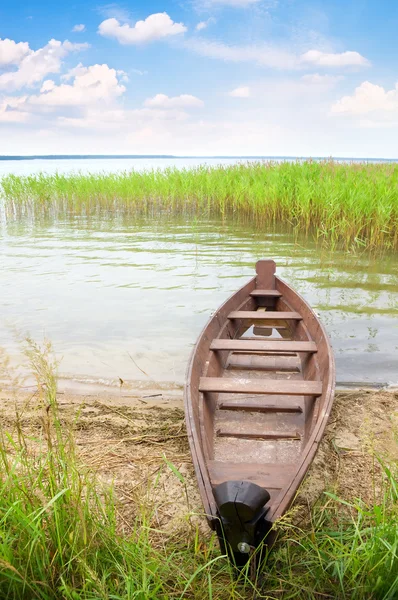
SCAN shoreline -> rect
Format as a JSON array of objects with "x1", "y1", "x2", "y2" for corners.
[
  {"x1": 7, "y1": 376, "x2": 398, "y2": 403},
  {"x1": 1, "y1": 386, "x2": 397, "y2": 512}
]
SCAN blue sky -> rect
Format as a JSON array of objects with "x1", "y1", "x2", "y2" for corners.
[{"x1": 1, "y1": 0, "x2": 398, "y2": 156}]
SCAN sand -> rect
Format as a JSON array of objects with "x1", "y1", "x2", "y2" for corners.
[{"x1": 0, "y1": 387, "x2": 397, "y2": 540}]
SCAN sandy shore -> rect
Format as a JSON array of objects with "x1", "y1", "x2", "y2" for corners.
[{"x1": 0, "y1": 387, "x2": 397, "y2": 539}]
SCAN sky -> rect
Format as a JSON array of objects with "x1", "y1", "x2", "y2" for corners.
[{"x1": 1, "y1": 0, "x2": 398, "y2": 157}]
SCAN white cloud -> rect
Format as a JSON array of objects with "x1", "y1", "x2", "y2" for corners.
[
  {"x1": 98, "y1": 13, "x2": 187, "y2": 45},
  {"x1": 1, "y1": 63, "x2": 126, "y2": 127},
  {"x1": 300, "y1": 50, "x2": 369, "y2": 67},
  {"x1": 144, "y1": 93, "x2": 204, "y2": 108},
  {"x1": 301, "y1": 74, "x2": 343, "y2": 85},
  {"x1": 72, "y1": 24, "x2": 86, "y2": 33},
  {"x1": 0, "y1": 95, "x2": 30, "y2": 122},
  {"x1": 57, "y1": 106, "x2": 190, "y2": 129},
  {"x1": 186, "y1": 40, "x2": 370, "y2": 71},
  {"x1": 196, "y1": 18, "x2": 215, "y2": 31},
  {"x1": 0, "y1": 39, "x2": 89, "y2": 91},
  {"x1": 229, "y1": 86, "x2": 250, "y2": 97},
  {"x1": 28, "y1": 64, "x2": 126, "y2": 108},
  {"x1": 0, "y1": 38, "x2": 31, "y2": 66},
  {"x1": 331, "y1": 81, "x2": 398, "y2": 116},
  {"x1": 358, "y1": 118, "x2": 398, "y2": 129},
  {"x1": 186, "y1": 39, "x2": 297, "y2": 69}
]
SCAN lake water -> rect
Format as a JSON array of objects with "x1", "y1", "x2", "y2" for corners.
[{"x1": 0, "y1": 158, "x2": 397, "y2": 389}]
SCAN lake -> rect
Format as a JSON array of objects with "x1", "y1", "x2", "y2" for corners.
[{"x1": 0, "y1": 157, "x2": 397, "y2": 390}]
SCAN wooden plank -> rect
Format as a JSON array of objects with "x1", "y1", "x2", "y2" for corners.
[
  {"x1": 240, "y1": 336, "x2": 292, "y2": 342},
  {"x1": 227, "y1": 354, "x2": 300, "y2": 372},
  {"x1": 228, "y1": 311, "x2": 302, "y2": 321},
  {"x1": 216, "y1": 428, "x2": 301, "y2": 440},
  {"x1": 210, "y1": 339, "x2": 317, "y2": 352},
  {"x1": 207, "y1": 459, "x2": 295, "y2": 488},
  {"x1": 219, "y1": 401, "x2": 303, "y2": 413},
  {"x1": 199, "y1": 377, "x2": 322, "y2": 396},
  {"x1": 250, "y1": 289, "x2": 282, "y2": 297}
]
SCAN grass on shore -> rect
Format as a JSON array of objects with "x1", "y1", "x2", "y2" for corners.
[
  {"x1": 0, "y1": 341, "x2": 397, "y2": 599},
  {"x1": 1, "y1": 161, "x2": 398, "y2": 251}
]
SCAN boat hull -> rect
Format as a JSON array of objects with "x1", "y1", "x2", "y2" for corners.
[{"x1": 184, "y1": 260, "x2": 335, "y2": 564}]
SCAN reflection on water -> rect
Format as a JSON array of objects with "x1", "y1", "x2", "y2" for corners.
[{"x1": 0, "y1": 216, "x2": 397, "y2": 387}]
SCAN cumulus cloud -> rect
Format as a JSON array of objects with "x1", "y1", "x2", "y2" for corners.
[
  {"x1": 72, "y1": 24, "x2": 86, "y2": 33},
  {"x1": 3, "y1": 63, "x2": 204, "y2": 132},
  {"x1": 229, "y1": 86, "x2": 250, "y2": 97},
  {"x1": 98, "y1": 13, "x2": 187, "y2": 45},
  {"x1": 0, "y1": 39, "x2": 89, "y2": 91},
  {"x1": 27, "y1": 64, "x2": 126, "y2": 108},
  {"x1": 0, "y1": 38, "x2": 30, "y2": 66},
  {"x1": 331, "y1": 81, "x2": 398, "y2": 116},
  {"x1": 144, "y1": 93, "x2": 204, "y2": 108},
  {"x1": 300, "y1": 50, "x2": 369, "y2": 67},
  {"x1": 0, "y1": 63, "x2": 126, "y2": 126},
  {"x1": 0, "y1": 96, "x2": 30, "y2": 122}
]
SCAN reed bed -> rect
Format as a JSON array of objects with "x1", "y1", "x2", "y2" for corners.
[{"x1": 1, "y1": 161, "x2": 398, "y2": 250}]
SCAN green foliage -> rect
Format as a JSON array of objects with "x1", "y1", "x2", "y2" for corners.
[
  {"x1": 266, "y1": 465, "x2": 398, "y2": 599},
  {"x1": 0, "y1": 342, "x2": 258, "y2": 599},
  {"x1": 2, "y1": 161, "x2": 398, "y2": 250}
]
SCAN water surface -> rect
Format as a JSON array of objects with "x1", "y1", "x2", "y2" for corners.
[{"x1": 1, "y1": 216, "x2": 397, "y2": 388}]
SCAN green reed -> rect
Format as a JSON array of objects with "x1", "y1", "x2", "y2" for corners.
[
  {"x1": 0, "y1": 341, "x2": 251, "y2": 600},
  {"x1": 1, "y1": 161, "x2": 398, "y2": 250}
]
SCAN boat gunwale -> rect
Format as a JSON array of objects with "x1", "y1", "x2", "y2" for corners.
[{"x1": 183, "y1": 274, "x2": 257, "y2": 523}]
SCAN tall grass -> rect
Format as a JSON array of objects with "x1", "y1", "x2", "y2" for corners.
[
  {"x1": 0, "y1": 342, "x2": 259, "y2": 599},
  {"x1": 267, "y1": 468, "x2": 398, "y2": 599},
  {"x1": 0, "y1": 341, "x2": 397, "y2": 598},
  {"x1": 1, "y1": 161, "x2": 398, "y2": 250}
]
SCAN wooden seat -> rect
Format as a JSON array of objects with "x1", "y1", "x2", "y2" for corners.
[
  {"x1": 216, "y1": 428, "x2": 301, "y2": 440},
  {"x1": 250, "y1": 289, "x2": 282, "y2": 297},
  {"x1": 199, "y1": 377, "x2": 322, "y2": 396},
  {"x1": 210, "y1": 339, "x2": 317, "y2": 353},
  {"x1": 218, "y1": 400, "x2": 303, "y2": 413},
  {"x1": 228, "y1": 311, "x2": 302, "y2": 321}
]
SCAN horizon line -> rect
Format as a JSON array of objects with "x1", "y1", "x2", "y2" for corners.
[{"x1": 1, "y1": 154, "x2": 398, "y2": 161}]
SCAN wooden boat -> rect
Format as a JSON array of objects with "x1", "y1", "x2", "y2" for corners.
[{"x1": 184, "y1": 260, "x2": 335, "y2": 566}]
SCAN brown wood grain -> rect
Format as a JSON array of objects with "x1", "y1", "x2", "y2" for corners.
[
  {"x1": 199, "y1": 377, "x2": 322, "y2": 396},
  {"x1": 228, "y1": 311, "x2": 302, "y2": 321},
  {"x1": 210, "y1": 339, "x2": 317, "y2": 352}
]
